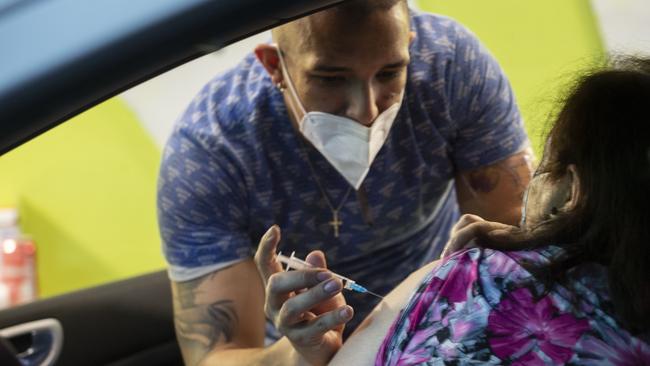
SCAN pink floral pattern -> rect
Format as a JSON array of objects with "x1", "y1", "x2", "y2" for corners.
[
  {"x1": 488, "y1": 287, "x2": 589, "y2": 364},
  {"x1": 375, "y1": 247, "x2": 650, "y2": 365}
]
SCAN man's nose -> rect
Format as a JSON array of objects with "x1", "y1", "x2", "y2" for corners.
[{"x1": 345, "y1": 83, "x2": 379, "y2": 127}]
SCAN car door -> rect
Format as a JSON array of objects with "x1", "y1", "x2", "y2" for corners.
[{"x1": 0, "y1": 271, "x2": 179, "y2": 365}]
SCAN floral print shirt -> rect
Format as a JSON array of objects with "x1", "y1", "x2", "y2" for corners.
[{"x1": 375, "y1": 247, "x2": 650, "y2": 365}]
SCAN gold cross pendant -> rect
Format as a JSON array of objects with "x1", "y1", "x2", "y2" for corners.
[{"x1": 329, "y1": 210, "x2": 342, "y2": 238}]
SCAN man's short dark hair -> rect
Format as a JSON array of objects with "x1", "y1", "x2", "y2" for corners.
[
  {"x1": 332, "y1": 0, "x2": 408, "y2": 14},
  {"x1": 273, "y1": 0, "x2": 409, "y2": 55}
]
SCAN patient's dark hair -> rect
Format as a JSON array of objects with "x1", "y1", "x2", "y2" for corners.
[{"x1": 490, "y1": 57, "x2": 650, "y2": 333}]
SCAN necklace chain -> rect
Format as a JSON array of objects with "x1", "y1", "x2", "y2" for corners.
[{"x1": 297, "y1": 138, "x2": 353, "y2": 238}]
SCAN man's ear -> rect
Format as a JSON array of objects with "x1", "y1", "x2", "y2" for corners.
[
  {"x1": 254, "y1": 44, "x2": 283, "y2": 85},
  {"x1": 565, "y1": 164, "x2": 581, "y2": 211},
  {"x1": 408, "y1": 31, "x2": 416, "y2": 45}
]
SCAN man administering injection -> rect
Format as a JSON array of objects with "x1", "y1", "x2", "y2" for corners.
[{"x1": 157, "y1": 0, "x2": 533, "y2": 365}]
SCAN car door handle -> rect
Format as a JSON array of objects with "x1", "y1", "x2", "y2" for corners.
[{"x1": 0, "y1": 318, "x2": 63, "y2": 366}]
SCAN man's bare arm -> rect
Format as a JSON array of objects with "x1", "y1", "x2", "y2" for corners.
[
  {"x1": 173, "y1": 278, "x2": 240, "y2": 360},
  {"x1": 455, "y1": 148, "x2": 534, "y2": 225},
  {"x1": 171, "y1": 259, "x2": 302, "y2": 366}
]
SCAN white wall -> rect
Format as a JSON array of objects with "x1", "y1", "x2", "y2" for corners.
[
  {"x1": 120, "y1": 31, "x2": 270, "y2": 148},
  {"x1": 591, "y1": 0, "x2": 650, "y2": 56}
]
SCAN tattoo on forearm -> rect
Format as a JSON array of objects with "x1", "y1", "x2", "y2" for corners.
[
  {"x1": 176, "y1": 274, "x2": 209, "y2": 308},
  {"x1": 206, "y1": 300, "x2": 238, "y2": 343},
  {"x1": 173, "y1": 274, "x2": 239, "y2": 363}
]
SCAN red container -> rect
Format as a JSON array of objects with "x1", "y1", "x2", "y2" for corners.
[{"x1": 0, "y1": 236, "x2": 37, "y2": 308}]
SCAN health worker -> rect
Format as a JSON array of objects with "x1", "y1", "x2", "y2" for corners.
[{"x1": 157, "y1": 1, "x2": 534, "y2": 365}]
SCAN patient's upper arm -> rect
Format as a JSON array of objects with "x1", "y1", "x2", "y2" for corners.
[{"x1": 329, "y1": 261, "x2": 439, "y2": 366}]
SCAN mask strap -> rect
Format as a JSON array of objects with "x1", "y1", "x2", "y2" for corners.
[
  {"x1": 520, "y1": 187, "x2": 530, "y2": 227},
  {"x1": 273, "y1": 44, "x2": 308, "y2": 117}
]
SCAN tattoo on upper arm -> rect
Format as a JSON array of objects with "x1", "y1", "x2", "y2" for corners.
[
  {"x1": 173, "y1": 273, "x2": 239, "y2": 362},
  {"x1": 468, "y1": 168, "x2": 500, "y2": 193},
  {"x1": 467, "y1": 152, "x2": 532, "y2": 198}
]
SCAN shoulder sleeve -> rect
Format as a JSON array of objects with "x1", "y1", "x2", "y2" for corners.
[
  {"x1": 446, "y1": 21, "x2": 529, "y2": 170},
  {"x1": 157, "y1": 85, "x2": 253, "y2": 280},
  {"x1": 376, "y1": 249, "x2": 487, "y2": 364}
]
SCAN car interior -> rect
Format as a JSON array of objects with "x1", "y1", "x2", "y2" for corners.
[{"x1": 1, "y1": 0, "x2": 643, "y2": 364}]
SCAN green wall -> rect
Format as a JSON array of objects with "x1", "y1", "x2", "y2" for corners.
[
  {"x1": 418, "y1": 0, "x2": 604, "y2": 153},
  {"x1": 0, "y1": 98, "x2": 164, "y2": 297},
  {"x1": 0, "y1": 1, "x2": 605, "y2": 299}
]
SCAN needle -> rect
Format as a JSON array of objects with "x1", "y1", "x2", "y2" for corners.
[{"x1": 277, "y1": 251, "x2": 384, "y2": 299}]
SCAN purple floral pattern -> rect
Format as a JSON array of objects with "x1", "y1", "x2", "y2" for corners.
[
  {"x1": 488, "y1": 287, "x2": 589, "y2": 364},
  {"x1": 375, "y1": 247, "x2": 650, "y2": 365},
  {"x1": 573, "y1": 322, "x2": 650, "y2": 365}
]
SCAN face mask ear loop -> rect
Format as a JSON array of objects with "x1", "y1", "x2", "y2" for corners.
[
  {"x1": 274, "y1": 44, "x2": 308, "y2": 118},
  {"x1": 520, "y1": 187, "x2": 530, "y2": 228}
]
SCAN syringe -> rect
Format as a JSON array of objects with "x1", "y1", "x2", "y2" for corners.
[{"x1": 276, "y1": 251, "x2": 384, "y2": 299}]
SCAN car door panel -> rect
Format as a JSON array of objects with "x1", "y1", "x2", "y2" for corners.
[{"x1": 0, "y1": 270, "x2": 181, "y2": 365}]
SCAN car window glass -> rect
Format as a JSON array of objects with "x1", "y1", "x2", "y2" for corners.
[
  {"x1": 1, "y1": 0, "x2": 648, "y2": 311},
  {"x1": 0, "y1": 31, "x2": 268, "y2": 310}
]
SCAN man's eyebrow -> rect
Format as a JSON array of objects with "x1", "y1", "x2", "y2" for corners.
[
  {"x1": 383, "y1": 60, "x2": 409, "y2": 69},
  {"x1": 312, "y1": 64, "x2": 351, "y2": 72},
  {"x1": 311, "y1": 59, "x2": 410, "y2": 73}
]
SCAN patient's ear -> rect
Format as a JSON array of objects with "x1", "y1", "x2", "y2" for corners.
[{"x1": 564, "y1": 164, "x2": 581, "y2": 211}]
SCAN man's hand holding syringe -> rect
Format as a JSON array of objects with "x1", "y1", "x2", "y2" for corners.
[{"x1": 254, "y1": 225, "x2": 382, "y2": 366}]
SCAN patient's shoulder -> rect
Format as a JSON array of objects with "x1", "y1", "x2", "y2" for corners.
[{"x1": 360, "y1": 247, "x2": 650, "y2": 365}]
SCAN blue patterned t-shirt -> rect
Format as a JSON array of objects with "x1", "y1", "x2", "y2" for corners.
[{"x1": 157, "y1": 11, "x2": 529, "y2": 335}]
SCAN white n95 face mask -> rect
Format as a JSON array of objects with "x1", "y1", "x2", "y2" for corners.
[{"x1": 276, "y1": 46, "x2": 403, "y2": 190}]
